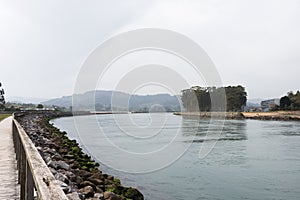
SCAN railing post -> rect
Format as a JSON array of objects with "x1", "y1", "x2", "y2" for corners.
[
  {"x1": 18, "y1": 135, "x2": 21, "y2": 184},
  {"x1": 25, "y1": 161, "x2": 34, "y2": 200},
  {"x1": 13, "y1": 121, "x2": 22, "y2": 184},
  {"x1": 20, "y1": 144, "x2": 26, "y2": 200}
]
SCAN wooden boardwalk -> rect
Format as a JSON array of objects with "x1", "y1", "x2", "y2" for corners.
[{"x1": 0, "y1": 116, "x2": 19, "y2": 200}]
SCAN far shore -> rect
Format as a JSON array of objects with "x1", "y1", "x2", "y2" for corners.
[
  {"x1": 17, "y1": 110, "x2": 300, "y2": 121},
  {"x1": 174, "y1": 111, "x2": 300, "y2": 121}
]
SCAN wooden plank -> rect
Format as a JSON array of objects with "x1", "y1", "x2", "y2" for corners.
[{"x1": 0, "y1": 116, "x2": 20, "y2": 199}]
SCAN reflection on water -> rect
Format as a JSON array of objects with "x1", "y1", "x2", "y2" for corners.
[{"x1": 182, "y1": 117, "x2": 247, "y2": 142}]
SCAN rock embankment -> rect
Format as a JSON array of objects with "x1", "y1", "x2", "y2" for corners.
[{"x1": 15, "y1": 112, "x2": 144, "y2": 200}]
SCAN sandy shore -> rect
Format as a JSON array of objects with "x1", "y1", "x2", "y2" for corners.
[{"x1": 242, "y1": 111, "x2": 300, "y2": 121}]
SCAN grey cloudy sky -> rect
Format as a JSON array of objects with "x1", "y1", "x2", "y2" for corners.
[{"x1": 0, "y1": 0, "x2": 299, "y2": 100}]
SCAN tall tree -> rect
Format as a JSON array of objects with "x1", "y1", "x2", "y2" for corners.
[
  {"x1": 225, "y1": 85, "x2": 247, "y2": 112},
  {"x1": 0, "y1": 82, "x2": 5, "y2": 110},
  {"x1": 181, "y1": 88, "x2": 199, "y2": 112},
  {"x1": 280, "y1": 96, "x2": 291, "y2": 110},
  {"x1": 278, "y1": 91, "x2": 300, "y2": 110}
]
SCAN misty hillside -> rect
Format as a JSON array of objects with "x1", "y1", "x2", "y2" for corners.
[
  {"x1": 7, "y1": 96, "x2": 48, "y2": 104},
  {"x1": 246, "y1": 98, "x2": 263, "y2": 107},
  {"x1": 43, "y1": 90, "x2": 181, "y2": 112}
]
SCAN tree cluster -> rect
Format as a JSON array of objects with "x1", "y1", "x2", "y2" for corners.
[
  {"x1": 181, "y1": 85, "x2": 247, "y2": 112},
  {"x1": 279, "y1": 91, "x2": 300, "y2": 110},
  {"x1": 0, "y1": 82, "x2": 5, "y2": 110}
]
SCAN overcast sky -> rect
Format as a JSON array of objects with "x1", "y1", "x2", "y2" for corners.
[{"x1": 0, "y1": 0, "x2": 299, "y2": 100}]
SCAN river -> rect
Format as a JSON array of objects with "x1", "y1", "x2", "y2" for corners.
[{"x1": 51, "y1": 113, "x2": 300, "y2": 200}]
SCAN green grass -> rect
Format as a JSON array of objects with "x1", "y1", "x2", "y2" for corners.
[{"x1": 0, "y1": 114, "x2": 11, "y2": 122}]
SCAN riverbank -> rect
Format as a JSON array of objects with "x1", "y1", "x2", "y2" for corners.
[
  {"x1": 15, "y1": 111, "x2": 143, "y2": 200},
  {"x1": 174, "y1": 111, "x2": 300, "y2": 121},
  {"x1": 243, "y1": 111, "x2": 300, "y2": 121},
  {"x1": 173, "y1": 112, "x2": 244, "y2": 119}
]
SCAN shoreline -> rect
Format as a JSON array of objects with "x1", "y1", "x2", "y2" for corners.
[
  {"x1": 15, "y1": 111, "x2": 144, "y2": 200},
  {"x1": 174, "y1": 111, "x2": 300, "y2": 121}
]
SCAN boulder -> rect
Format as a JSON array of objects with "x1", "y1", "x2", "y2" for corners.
[
  {"x1": 124, "y1": 187, "x2": 144, "y2": 200},
  {"x1": 66, "y1": 192, "x2": 82, "y2": 200},
  {"x1": 79, "y1": 180, "x2": 96, "y2": 190},
  {"x1": 95, "y1": 186, "x2": 104, "y2": 193},
  {"x1": 65, "y1": 171, "x2": 77, "y2": 182},
  {"x1": 52, "y1": 154, "x2": 63, "y2": 161},
  {"x1": 57, "y1": 160, "x2": 70, "y2": 170},
  {"x1": 79, "y1": 186, "x2": 94, "y2": 198},
  {"x1": 46, "y1": 160, "x2": 57, "y2": 169},
  {"x1": 63, "y1": 186, "x2": 72, "y2": 194},
  {"x1": 94, "y1": 192, "x2": 104, "y2": 199},
  {"x1": 88, "y1": 178, "x2": 104, "y2": 186},
  {"x1": 55, "y1": 173, "x2": 69, "y2": 184},
  {"x1": 103, "y1": 191, "x2": 122, "y2": 200},
  {"x1": 57, "y1": 180, "x2": 68, "y2": 192},
  {"x1": 89, "y1": 172, "x2": 103, "y2": 180},
  {"x1": 76, "y1": 176, "x2": 83, "y2": 185}
]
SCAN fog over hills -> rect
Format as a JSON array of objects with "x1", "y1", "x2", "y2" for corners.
[
  {"x1": 246, "y1": 98, "x2": 263, "y2": 107},
  {"x1": 43, "y1": 90, "x2": 181, "y2": 112},
  {"x1": 9, "y1": 93, "x2": 264, "y2": 111},
  {"x1": 7, "y1": 96, "x2": 48, "y2": 104}
]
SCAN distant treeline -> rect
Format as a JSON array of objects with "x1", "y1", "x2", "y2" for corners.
[
  {"x1": 181, "y1": 85, "x2": 247, "y2": 112},
  {"x1": 275, "y1": 91, "x2": 300, "y2": 111}
]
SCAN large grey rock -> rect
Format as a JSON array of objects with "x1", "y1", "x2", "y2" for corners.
[
  {"x1": 57, "y1": 180, "x2": 68, "y2": 193},
  {"x1": 65, "y1": 171, "x2": 77, "y2": 182},
  {"x1": 57, "y1": 160, "x2": 70, "y2": 170},
  {"x1": 52, "y1": 154, "x2": 63, "y2": 161},
  {"x1": 62, "y1": 186, "x2": 73, "y2": 194},
  {"x1": 66, "y1": 192, "x2": 82, "y2": 200},
  {"x1": 55, "y1": 172, "x2": 69, "y2": 184},
  {"x1": 44, "y1": 147, "x2": 57, "y2": 155},
  {"x1": 45, "y1": 156, "x2": 52, "y2": 164},
  {"x1": 47, "y1": 160, "x2": 57, "y2": 169}
]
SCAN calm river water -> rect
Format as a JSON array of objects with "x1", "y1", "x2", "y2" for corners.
[{"x1": 52, "y1": 113, "x2": 300, "y2": 200}]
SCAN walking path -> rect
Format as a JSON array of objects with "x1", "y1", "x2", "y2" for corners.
[{"x1": 0, "y1": 116, "x2": 19, "y2": 199}]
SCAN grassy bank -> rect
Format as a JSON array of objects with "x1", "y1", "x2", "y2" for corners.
[{"x1": 0, "y1": 114, "x2": 11, "y2": 121}]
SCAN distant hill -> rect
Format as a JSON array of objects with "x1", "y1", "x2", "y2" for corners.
[
  {"x1": 43, "y1": 90, "x2": 181, "y2": 112},
  {"x1": 247, "y1": 98, "x2": 263, "y2": 107}
]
